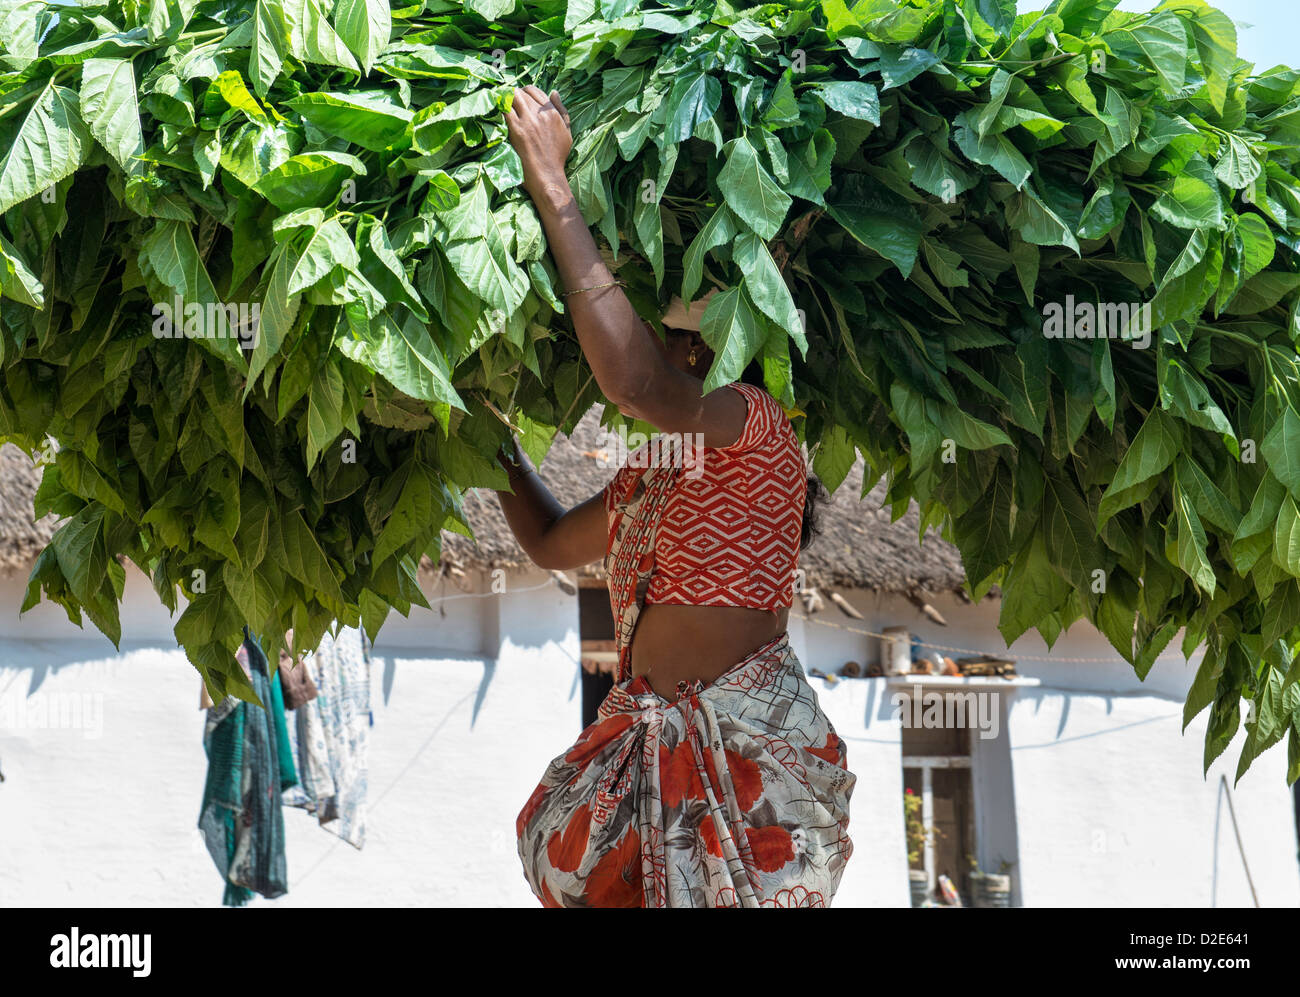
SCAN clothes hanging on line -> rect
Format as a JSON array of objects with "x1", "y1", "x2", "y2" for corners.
[
  {"x1": 199, "y1": 644, "x2": 319, "y2": 712},
  {"x1": 269, "y1": 654, "x2": 298, "y2": 794},
  {"x1": 282, "y1": 626, "x2": 371, "y2": 849},
  {"x1": 277, "y1": 650, "x2": 319, "y2": 711},
  {"x1": 197, "y1": 631, "x2": 295, "y2": 907}
]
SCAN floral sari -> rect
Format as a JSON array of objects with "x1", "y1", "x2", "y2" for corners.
[{"x1": 516, "y1": 435, "x2": 856, "y2": 907}]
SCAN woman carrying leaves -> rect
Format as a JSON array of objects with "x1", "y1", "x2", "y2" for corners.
[{"x1": 495, "y1": 86, "x2": 855, "y2": 908}]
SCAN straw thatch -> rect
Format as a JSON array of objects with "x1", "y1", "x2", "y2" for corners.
[
  {"x1": 0, "y1": 443, "x2": 59, "y2": 574},
  {"x1": 437, "y1": 406, "x2": 972, "y2": 598}
]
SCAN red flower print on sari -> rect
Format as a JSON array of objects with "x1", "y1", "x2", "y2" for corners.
[
  {"x1": 699, "y1": 813, "x2": 723, "y2": 858},
  {"x1": 564, "y1": 713, "x2": 634, "y2": 766},
  {"x1": 691, "y1": 740, "x2": 763, "y2": 814},
  {"x1": 745, "y1": 825, "x2": 795, "y2": 873},
  {"x1": 660, "y1": 741, "x2": 706, "y2": 809},
  {"x1": 587, "y1": 828, "x2": 642, "y2": 907},
  {"x1": 546, "y1": 803, "x2": 592, "y2": 873},
  {"x1": 725, "y1": 749, "x2": 764, "y2": 812},
  {"x1": 807, "y1": 731, "x2": 846, "y2": 766},
  {"x1": 517, "y1": 781, "x2": 550, "y2": 838}
]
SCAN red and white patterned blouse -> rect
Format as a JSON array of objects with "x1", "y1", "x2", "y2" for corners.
[{"x1": 601, "y1": 382, "x2": 807, "y2": 611}]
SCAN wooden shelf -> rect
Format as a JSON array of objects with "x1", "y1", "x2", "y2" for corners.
[{"x1": 881, "y1": 674, "x2": 1042, "y2": 689}]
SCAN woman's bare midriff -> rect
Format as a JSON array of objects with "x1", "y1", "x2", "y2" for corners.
[{"x1": 629, "y1": 602, "x2": 790, "y2": 700}]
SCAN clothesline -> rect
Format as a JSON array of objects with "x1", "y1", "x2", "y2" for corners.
[{"x1": 424, "y1": 577, "x2": 555, "y2": 605}]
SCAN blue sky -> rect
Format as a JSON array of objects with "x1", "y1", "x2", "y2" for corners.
[{"x1": 1017, "y1": 0, "x2": 1298, "y2": 72}]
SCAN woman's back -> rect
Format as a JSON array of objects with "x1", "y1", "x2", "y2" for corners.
[{"x1": 602, "y1": 382, "x2": 806, "y2": 697}]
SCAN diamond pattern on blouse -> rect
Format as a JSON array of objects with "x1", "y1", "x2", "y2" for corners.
[{"x1": 601, "y1": 383, "x2": 806, "y2": 612}]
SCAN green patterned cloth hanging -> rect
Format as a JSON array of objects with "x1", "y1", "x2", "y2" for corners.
[
  {"x1": 269, "y1": 659, "x2": 298, "y2": 793},
  {"x1": 197, "y1": 631, "x2": 293, "y2": 907}
]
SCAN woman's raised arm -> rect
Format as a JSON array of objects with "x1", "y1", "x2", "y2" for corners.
[{"x1": 504, "y1": 86, "x2": 747, "y2": 450}]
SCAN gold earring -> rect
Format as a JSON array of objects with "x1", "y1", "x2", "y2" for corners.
[{"x1": 688, "y1": 347, "x2": 698, "y2": 366}]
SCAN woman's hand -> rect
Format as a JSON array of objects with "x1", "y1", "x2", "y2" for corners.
[{"x1": 504, "y1": 85, "x2": 574, "y2": 214}]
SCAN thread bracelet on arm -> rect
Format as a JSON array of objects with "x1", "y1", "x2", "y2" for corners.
[{"x1": 561, "y1": 278, "x2": 625, "y2": 298}]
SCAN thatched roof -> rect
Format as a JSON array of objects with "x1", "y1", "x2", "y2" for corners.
[
  {"x1": 0, "y1": 444, "x2": 59, "y2": 574},
  {"x1": 438, "y1": 406, "x2": 972, "y2": 598}
]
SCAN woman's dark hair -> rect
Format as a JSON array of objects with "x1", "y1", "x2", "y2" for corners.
[
  {"x1": 799, "y1": 475, "x2": 827, "y2": 552},
  {"x1": 741, "y1": 358, "x2": 824, "y2": 553}
]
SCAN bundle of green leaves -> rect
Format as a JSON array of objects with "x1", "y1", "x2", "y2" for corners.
[{"x1": 1, "y1": 0, "x2": 1298, "y2": 782}]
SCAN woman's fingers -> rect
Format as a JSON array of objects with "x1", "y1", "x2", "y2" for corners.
[
  {"x1": 511, "y1": 87, "x2": 543, "y2": 125},
  {"x1": 512, "y1": 86, "x2": 571, "y2": 131},
  {"x1": 504, "y1": 104, "x2": 526, "y2": 141},
  {"x1": 549, "y1": 90, "x2": 570, "y2": 124}
]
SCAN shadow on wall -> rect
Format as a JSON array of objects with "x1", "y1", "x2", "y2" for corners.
[
  {"x1": 472, "y1": 659, "x2": 496, "y2": 728},
  {"x1": 1, "y1": 636, "x2": 173, "y2": 698},
  {"x1": 375, "y1": 645, "x2": 502, "y2": 724}
]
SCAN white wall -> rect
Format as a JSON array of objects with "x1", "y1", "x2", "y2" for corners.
[
  {"x1": 1, "y1": 565, "x2": 1296, "y2": 907},
  {"x1": 1008, "y1": 689, "x2": 1291, "y2": 908}
]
